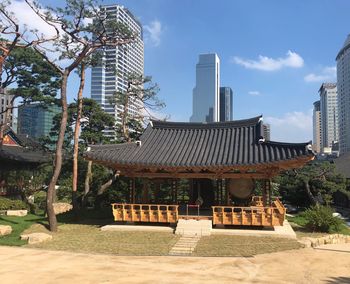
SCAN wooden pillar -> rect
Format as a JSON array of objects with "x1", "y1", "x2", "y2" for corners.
[{"x1": 268, "y1": 179, "x2": 272, "y2": 206}]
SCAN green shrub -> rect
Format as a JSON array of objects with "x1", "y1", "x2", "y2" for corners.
[
  {"x1": 0, "y1": 197, "x2": 27, "y2": 210},
  {"x1": 33, "y1": 191, "x2": 47, "y2": 209},
  {"x1": 303, "y1": 205, "x2": 343, "y2": 233}
]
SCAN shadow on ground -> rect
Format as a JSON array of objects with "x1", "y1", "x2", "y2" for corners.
[{"x1": 325, "y1": 277, "x2": 350, "y2": 283}]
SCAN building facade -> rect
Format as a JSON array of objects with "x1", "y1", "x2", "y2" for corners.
[
  {"x1": 313, "y1": 100, "x2": 322, "y2": 153},
  {"x1": 190, "y1": 53, "x2": 220, "y2": 123},
  {"x1": 337, "y1": 34, "x2": 350, "y2": 155},
  {"x1": 91, "y1": 5, "x2": 144, "y2": 137},
  {"x1": 219, "y1": 87, "x2": 233, "y2": 122},
  {"x1": 262, "y1": 123, "x2": 271, "y2": 141},
  {"x1": 0, "y1": 89, "x2": 14, "y2": 128},
  {"x1": 17, "y1": 104, "x2": 60, "y2": 140},
  {"x1": 319, "y1": 83, "x2": 338, "y2": 151}
]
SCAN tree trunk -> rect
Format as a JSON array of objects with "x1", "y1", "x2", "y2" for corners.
[
  {"x1": 46, "y1": 70, "x2": 69, "y2": 232},
  {"x1": 82, "y1": 160, "x2": 92, "y2": 208},
  {"x1": 303, "y1": 179, "x2": 318, "y2": 205},
  {"x1": 72, "y1": 63, "x2": 85, "y2": 211},
  {"x1": 95, "y1": 171, "x2": 119, "y2": 209}
]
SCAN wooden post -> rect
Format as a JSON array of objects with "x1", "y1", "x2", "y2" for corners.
[{"x1": 268, "y1": 179, "x2": 272, "y2": 206}]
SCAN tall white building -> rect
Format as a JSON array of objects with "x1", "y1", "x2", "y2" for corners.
[
  {"x1": 190, "y1": 53, "x2": 220, "y2": 123},
  {"x1": 337, "y1": 34, "x2": 350, "y2": 154},
  {"x1": 319, "y1": 83, "x2": 338, "y2": 151},
  {"x1": 313, "y1": 100, "x2": 322, "y2": 153},
  {"x1": 0, "y1": 88, "x2": 14, "y2": 128},
  {"x1": 91, "y1": 5, "x2": 144, "y2": 136}
]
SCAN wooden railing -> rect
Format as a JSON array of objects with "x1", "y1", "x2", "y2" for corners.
[
  {"x1": 212, "y1": 199, "x2": 285, "y2": 227},
  {"x1": 111, "y1": 203, "x2": 179, "y2": 223}
]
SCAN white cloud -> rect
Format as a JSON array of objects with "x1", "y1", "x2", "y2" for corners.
[
  {"x1": 144, "y1": 20, "x2": 163, "y2": 47},
  {"x1": 232, "y1": 50, "x2": 304, "y2": 71},
  {"x1": 248, "y1": 91, "x2": 261, "y2": 96},
  {"x1": 7, "y1": 0, "x2": 58, "y2": 39},
  {"x1": 265, "y1": 110, "x2": 312, "y2": 142},
  {"x1": 304, "y1": 66, "x2": 336, "y2": 82}
]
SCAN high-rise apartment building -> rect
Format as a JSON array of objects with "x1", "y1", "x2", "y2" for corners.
[
  {"x1": 0, "y1": 88, "x2": 14, "y2": 128},
  {"x1": 319, "y1": 83, "x2": 338, "y2": 151},
  {"x1": 262, "y1": 123, "x2": 271, "y2": 141},
  {"x1": 219, "y1": 87, "x2": 233, "y2": 122},
  {"x1": 313, "y1": 100, "x2": 322, "y2": 153},
  {"x1": 91, "y1": 5, "x2": 144, "y2": 136},
  {"x1": 190, "y1": 53, "x2": 220, "y2": 123},
  {"x1": 336, "y1": 34, "x2": 350, "y2": 154},
  {"x1": 17, "y1": 103, "x2": 60, "y2": 140}
]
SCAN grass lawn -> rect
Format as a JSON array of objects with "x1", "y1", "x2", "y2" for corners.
[
  {"x1": 24, "y1": 223, "x2": 179, "y2": 256},
  {"x1": 0, "y1": 213, "x2": 46, "y2": 246},
  {"x1": 193, "y1": 235, "x2": 302, "y2": 257}
]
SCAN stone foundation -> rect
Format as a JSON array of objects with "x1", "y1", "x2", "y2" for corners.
[{"x1": 300, "y1": 234, "x2": 350, "y2": 248}]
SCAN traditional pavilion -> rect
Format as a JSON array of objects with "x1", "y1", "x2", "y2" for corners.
[
  {"x1": 0, "y1": 127, "x2": 50, "y2": 196},
  {"x1": 85, "y1": 116, "x2": 314, "y2": 227}
]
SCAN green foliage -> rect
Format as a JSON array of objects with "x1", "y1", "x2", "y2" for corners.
[
  {"x1": 275, "y1": 161, "x2": 347, "y2": 206},
  {"x1": 303, "y1": 205, "x2": 344, "y2": 233},
  {"x1": 2, "y1": 46, "x2": 61, "y2": 102},
  {"x1": 33, "y1": 191, "x2": 47, "y2": 210},
  {"x1": 0, "y1": 197, "x2": 27, "y2": 210}
]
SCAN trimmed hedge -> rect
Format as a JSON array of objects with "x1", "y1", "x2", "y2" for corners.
[{"x1": 0, "y1": 197, "x2": 27, "y2": 211}]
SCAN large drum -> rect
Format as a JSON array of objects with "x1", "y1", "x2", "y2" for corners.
[{"x1": 227, "y1": 179, "x2": 255, "y2": 200}]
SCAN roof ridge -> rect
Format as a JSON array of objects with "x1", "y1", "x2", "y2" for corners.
[{"x1": 151, "y1": 115, "x2": 263, "y2": 129}]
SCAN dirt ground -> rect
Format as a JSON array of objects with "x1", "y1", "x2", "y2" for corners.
[{"x1": 0, "y1": 244, "x2": 349, "y2": 284}]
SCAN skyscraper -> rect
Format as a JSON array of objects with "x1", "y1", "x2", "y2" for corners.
[
  {"x1": 219, "y1": 87, "x2": 233, "y2": 122},
  {"x1": 91, "y1": 5, "x2": 144, "y2": 136},
  {"x1": 262, "y1": 123, "x2": 271, "y2": 141},
  {"x1": 17, "y1": 103, "x2": 60, "y2": 140},
  {"x1": 313, "y1": 100, "x2": 322, "y2": 153},
  {"x1": 0, "y1": 88, "x2": 14, "y2": 128},
  {"x1": 190, "y1": 53, "x2": 220, "y2": 123},
  {"x1": 319, "y1": 83, "x2": 338, "y2": 151},
  {"x1": 336, "y1": 34, "x2": 350, "y2": 154}
]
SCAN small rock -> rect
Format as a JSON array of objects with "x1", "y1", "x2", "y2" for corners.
[
  {"x1": 6, "y1": 210, "x2": 28, "y2": 217},
  {"x1": 20, "y1": 233, "x2": 52, "y2": 244},
  {"x1": 0, "y1": 225, "x2": 12, "y2": 236}
]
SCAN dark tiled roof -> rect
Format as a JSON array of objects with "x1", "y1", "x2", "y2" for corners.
[
  {"x1": 0, "y1": 145, "x2": 48, "y2": 164},
  {"x1": 0, "y1": 127, "x2": 50, "y2": 164},
  {"x1": 85, "y1": 116, "x2": 314, "y2": 169}
]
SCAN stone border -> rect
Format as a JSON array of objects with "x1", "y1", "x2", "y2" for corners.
[{"x1": 300, "y1": 234, "x2": 350, "y2": 248}]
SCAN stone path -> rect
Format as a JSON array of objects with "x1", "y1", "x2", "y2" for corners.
[{"x1": 169, "y1": 236, "x2": 200, "y2": 256}]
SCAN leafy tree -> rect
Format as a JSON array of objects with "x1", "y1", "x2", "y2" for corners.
[
  {"x1": 111, "y1": 72, "x2": 164, "y2": 142},
  {"x1": 275, "y1": 161, "x2": 347, "y2": 207},
  {"x1": 25, "y1": 0, "x2": 137, "y2": 231}
]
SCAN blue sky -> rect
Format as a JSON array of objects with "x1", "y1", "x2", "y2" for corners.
[{"x1": 11, "y1": 0, "x2": 350, "y2": 142}]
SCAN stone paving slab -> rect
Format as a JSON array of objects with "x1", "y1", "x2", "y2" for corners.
[
  {"x1": 212, "y1": 220, "x2": 297, "y2": 239},
  {"x1": 100, "y1": 224, "x2": 174, "y2": 232}
]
